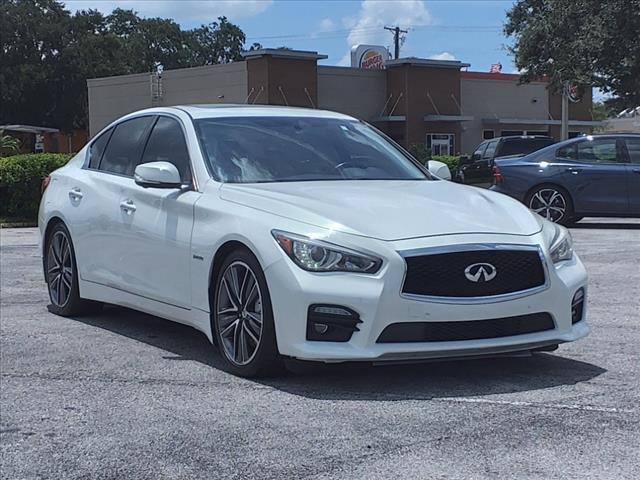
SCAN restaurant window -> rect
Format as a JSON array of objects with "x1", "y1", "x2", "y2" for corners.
[
  {"x1": 482, "y1": 129, "x2": 495, "y2": 140},
  {"x1": 426, "y1": 133, "x2": 454, "y2": 156},
  {"x1": 501, "y1": 130, "x2": 524, "y2": 137}
]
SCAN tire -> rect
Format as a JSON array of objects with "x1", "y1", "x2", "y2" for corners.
[
  {"x1": 212, "y1": 249, "x2": 284, "y2": 377},
  {"x1": 45, "y1": 222, "x2": 103, "y2": 316},
  {"x1": 525, "y1": 184, "x2": 574, "y2": 226}
]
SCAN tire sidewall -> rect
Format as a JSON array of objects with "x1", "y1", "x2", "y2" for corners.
[
  {"x1": 45, "y1": 223, "x2": 81, "y2": 316},
  {"x1": 212, "y1": 249, "x2": 280, "y2": 377}
]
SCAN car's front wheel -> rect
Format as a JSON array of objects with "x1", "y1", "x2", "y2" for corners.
[
  {"x1": 526, "y1": 185, "x2": 574, "y2": 225},
  {"x1": 45, "y1": 222, "x2": 102, "y2": 316},
  {"x1": 213, "y1": 249, "x2": 283, "y2": 377}
]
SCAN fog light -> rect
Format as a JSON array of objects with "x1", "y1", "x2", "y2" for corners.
[
  {"x1": 307, "y1": 304, "x2": 362, "y2": 342},
  {"x1": 313, "y1": 323, "x2": 329, "y2": 334},
  {"x1": 571, "y1": 289, "x2": 585, "y2": 324}
]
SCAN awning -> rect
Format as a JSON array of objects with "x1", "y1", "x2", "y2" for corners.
[
  {"x1": 373, "y1": 115, "x2": 406, "y2": 122},
  {"x1": 424, "y1": 114, "x2": 473, "y2": 122},
  {"x1": 1, "y1": 124, "x2": 60, "y2": 134},
  {"x1": 482, "y1": 118, "x2": 604, "y2": 127}
]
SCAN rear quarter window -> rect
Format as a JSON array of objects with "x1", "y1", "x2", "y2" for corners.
[{"x1": 88, "y1": 128, "x2": 113, "y2": 169}]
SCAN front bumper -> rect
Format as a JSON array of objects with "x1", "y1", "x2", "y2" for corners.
[{"x1": 265, "y1": 231, "x2": 589, "y2": 362}]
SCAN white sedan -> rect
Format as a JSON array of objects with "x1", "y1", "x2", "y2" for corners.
[{"x1": 39, "y1": 105, "x2": 589, "y2": 377}]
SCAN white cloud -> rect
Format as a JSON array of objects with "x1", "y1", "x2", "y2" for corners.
[
  {"x1": 311, "y1": 17, "x2": 337, "y2": 39},
  {"x1": 429, "y1": 51, "x2": 457, "y2": 61},
  {"x1": 63, "y1": 0, "x2": 272, "y2": 23},
  {"x1": 344, "y1": 0, "x2": 432, "y2": 48},
  {"x1": 318, "y1": 18, "x2": 337, "y2": 33}
]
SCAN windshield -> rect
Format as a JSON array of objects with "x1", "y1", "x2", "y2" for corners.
[
  {"x1": 496, "y1": 138, "x2": 555, "y2": 158},
  {"x1": 195, "y1": 116, "x2": 428, "y2": 183}
]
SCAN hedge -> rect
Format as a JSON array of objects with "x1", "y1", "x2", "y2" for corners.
[
  {"x1": 0, "y1": 153, "x2": 73, "y2": 221},
  {"x1": 406, "y1": 143, "x2": 461, "y2": 174}
]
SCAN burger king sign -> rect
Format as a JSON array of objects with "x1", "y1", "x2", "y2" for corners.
[{"x1": 350, "y1": 45, "x2": 390, "y2": 70}]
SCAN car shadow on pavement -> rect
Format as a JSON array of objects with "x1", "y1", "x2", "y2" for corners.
[
  {"x1": 72, "y1": 305, "x2": 606, "y2": 401},
  {"x1": 571, "y1": 222, "x2": 640, "y2": 230}
]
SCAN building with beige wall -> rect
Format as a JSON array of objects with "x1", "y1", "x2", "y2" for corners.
[{"x1": 87, "y1": 48, "x2": 602, "y2": 154}]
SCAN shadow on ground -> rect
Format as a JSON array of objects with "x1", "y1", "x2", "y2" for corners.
[
  {"x1": 571, "y1": 221, "x2": 640, "y2": 230},
  {"x1": 70, "y1": 305, "x2": 606, "y2": 401}
]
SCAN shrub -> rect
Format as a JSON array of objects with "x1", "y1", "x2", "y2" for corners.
[
  {"x1": 407, "y1": 143, "x2": 431, "y2": 165},
  {"x1": 0, "y1": 153, "x2": 73, "y2": 220},
  {"x1": 407, "y1": 144, "x2": 461, "y2": 174},
  {"x1": 431, "y1": 155, "x2": 461, "y2": 174}
]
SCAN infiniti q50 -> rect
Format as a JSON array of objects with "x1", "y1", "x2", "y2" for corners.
[{"x1": 39, "y1": 105, "x2": 588, "y2": 377}]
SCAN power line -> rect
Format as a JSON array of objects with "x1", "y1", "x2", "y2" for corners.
[
  {"x1": 245, "y1": 24, "x2": 502, "y2": 42},
  {"x1": 384, "y1": 25, "x2": 408, "y2": 59}
]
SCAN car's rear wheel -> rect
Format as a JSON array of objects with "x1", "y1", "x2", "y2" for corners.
[
  {"x1": 526, "y1": 185, "x2": 574, "y2": 225},
  {"x1": 213, "y1": 249, "x2": 283, "y2": 377},
  {"x1": 45, "y1": 223, "x2": 102, "y2": 316}
]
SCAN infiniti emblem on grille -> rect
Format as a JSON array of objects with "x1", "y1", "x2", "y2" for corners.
[{"x1": 464, "y1": 263, "x2": 497, "y2": 282}]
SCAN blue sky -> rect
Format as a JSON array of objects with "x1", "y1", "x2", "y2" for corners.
[{"x1": 66, "y1": 0, "x2": 518, "y2": 73}]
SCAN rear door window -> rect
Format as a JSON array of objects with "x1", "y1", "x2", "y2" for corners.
[
  {"x1": 88, "y1": 128, "x2": 112, "y2": 169},
  {"x1": 99, "y1": 116, "x2": 154, "y2": 176},
  {"x1": 140, "y1": 117, "x2": 192, "y2": 183},
  {"x1": 576, "y1": 138, "x2": 620, "y2": 163},
  {"x1": 624, "y1": 137, "x2": 640, "y2": 163}
]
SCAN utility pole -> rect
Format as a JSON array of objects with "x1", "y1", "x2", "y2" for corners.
[
  {"x1": 384, "y1": 26, "x2": 408, "y2": 59},
  {"x1": 561, "y1": 82, "x2": 569, "y2": 141}
]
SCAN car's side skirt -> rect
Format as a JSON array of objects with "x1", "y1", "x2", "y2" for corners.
[{"x1": 80, "y1": 279, "x2": 213, "y2": 342}]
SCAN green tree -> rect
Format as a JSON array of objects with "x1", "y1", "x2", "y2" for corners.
[
  {"x1": 187, "y1": 17, "x2": 247, "y2": 65},
  {"x1": 505, "y1": 0, "x2": 640, "y2": 108},
  {"x1": 0, "y1": 1, "x2": 252, "y2": 131},
  {"x1": 591, "y1": 101, "x2": 614, "y2": 121},
  {"x1": 0, "y1": 0, "x2": 68, "y2": 127}
]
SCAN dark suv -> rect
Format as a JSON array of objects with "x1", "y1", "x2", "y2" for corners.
[{"x1": 458, "y1": 136, "x2": 555, "y2": 185}]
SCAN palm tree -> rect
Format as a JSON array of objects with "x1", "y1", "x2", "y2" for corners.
[{"x1": 0, "y1": 130, "x2": 21, "y2": 156}]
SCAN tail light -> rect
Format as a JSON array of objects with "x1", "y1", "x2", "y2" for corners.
[
  {"x1": 492, "y1": 165, "x2": 504, "y2": 184},
  {"x1": 41, "y1": 175, "x2": 51, "y2": 194}
]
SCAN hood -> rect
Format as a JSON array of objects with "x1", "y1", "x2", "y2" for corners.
[{"x1": 220, "y1": 180, "x2": 541, "y2": 241}]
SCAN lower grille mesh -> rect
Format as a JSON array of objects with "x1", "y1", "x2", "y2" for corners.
[{"x1": 377, "y1": 313, "x2": 555, "y2": 343}]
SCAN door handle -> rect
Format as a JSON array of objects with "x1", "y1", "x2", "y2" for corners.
[
  {"x1": 633, "y1": 168, "x2": 640, "y2": 174},
  {"x1": 119, "y1": 200, "x2": 136, "y2": 214},
  {"x1": 565, "y1": 168, "x2": 582, "y2": 175},
  {"x1": 68, "y1": 188, "x2": 83, "y2": 200}
]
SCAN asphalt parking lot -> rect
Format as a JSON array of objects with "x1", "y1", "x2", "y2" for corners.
[{"x1": 1, "y1": 220, "x2": 639, "y2": 479}]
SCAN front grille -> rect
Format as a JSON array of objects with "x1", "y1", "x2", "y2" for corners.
[
  {"x1": 402, "y1": 248, "x2": 545, "y2": 298},
  {"x1": 377, "y1": 313, "x2": 555, "y2": 343}
]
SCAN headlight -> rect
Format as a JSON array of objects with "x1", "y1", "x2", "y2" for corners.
[
  {"x1": 272, "y1": 230, "x2": 382, "y2": 274},
  {"x1": 543, "y1": 220, "x2": 573, "y2": 264}
]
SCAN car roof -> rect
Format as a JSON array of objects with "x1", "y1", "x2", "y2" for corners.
[
  {"x1": 170, "y1": 104, "x2": 357, "y2": 120},
  {"x1": 497, "y1": 135, "x2": 553, "y2": 141}
]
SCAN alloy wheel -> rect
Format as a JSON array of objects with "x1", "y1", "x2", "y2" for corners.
[
  {"x1": 529, "y1": 188, "x2": 567, "y2": 223},
  {"x1": 47, "y1": 231, "x2": 73, "y2": 307},
  {"x1": 216, "y1": 261, "x2": 264, "y2": 366}
]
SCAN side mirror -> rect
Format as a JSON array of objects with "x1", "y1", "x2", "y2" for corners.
[
  {"x1": 134, "y1": 161, "x2": 183, "y2": 189},
  {"x1": 427, "y1": 160, "x2": 452, "y2": 181}
]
